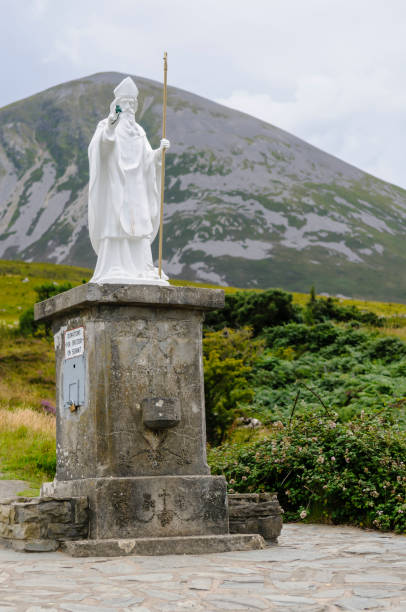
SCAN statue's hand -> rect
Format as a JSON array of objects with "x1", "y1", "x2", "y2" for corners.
[
  {"x1": 160, "y1": 138, "x2": 170, "y2": 150},
  {"x1": 108, "y1": 107, "x2": 121, "y2": 127}
]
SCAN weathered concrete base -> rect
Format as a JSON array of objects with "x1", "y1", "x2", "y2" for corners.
[
  {"x1": 62, "y1": 533, "x2": 266, "y2": 557},
  {"x1": 42, "y1": 475, "x2": 228, "y2": 539}
]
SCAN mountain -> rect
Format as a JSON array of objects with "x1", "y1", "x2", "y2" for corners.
[{"x1": 1, "y1": 71, "x2": 406, "y2": 301}]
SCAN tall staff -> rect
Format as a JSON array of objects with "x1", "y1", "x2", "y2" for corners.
[{"x1": 158, "y1": 52, "x2": 168, "y2": 278}]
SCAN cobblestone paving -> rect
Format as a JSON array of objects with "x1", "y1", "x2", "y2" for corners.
[{"x1": 0, "y1": 523, "x2": 405, "y2": 611}]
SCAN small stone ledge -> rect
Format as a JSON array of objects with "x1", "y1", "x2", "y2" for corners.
[
  {"x1": 34, "y1": 283, "x2": 225, "y2": 322},
  {"x1": 62, "y1": 533, "x2": 266, "y2": 557},
  {"x1": 0, "y1": 496, "x2": 89, "y2": 552},
  {"x1": 228, "y1": 493, "x2": 283, "y2": 541}
]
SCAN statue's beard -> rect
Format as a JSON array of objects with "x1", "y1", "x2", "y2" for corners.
[
  {"x1": 121, "y1": 103, "x2": 137, "y2": 114},
  {"x1": 121, "y1": 112, "x2": 136, "y2": 128}
]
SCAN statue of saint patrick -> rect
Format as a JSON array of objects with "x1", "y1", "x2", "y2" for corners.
[{"x1": 88, "y1": 76, "x2": 170, "y2": 285}]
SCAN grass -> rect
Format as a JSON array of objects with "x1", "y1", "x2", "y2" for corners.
[
  {"x1": 0, "y1": 324, "x2": 56, "y2": 491},
  {"x1": 0, "y1": 259, "x2": 92, "y2": 325},
  {"x1": 0, "y1": 329, "x2": 55, "y2": 411},
  {"x1": 2, "y1": 257, "x2": 406, "y2": 325},
  {"x1": 0, "y1": 263, "x2": 60, "y2": 489},
  {"x1": 0, "y1": 408, "x2": 56, "y2": 490}
]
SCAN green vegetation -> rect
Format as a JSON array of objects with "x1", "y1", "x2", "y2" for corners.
[
  {"x1": 0, "y1": 407, "x2": 56, "y2": 487},
  {"x1": 203, "y1": 328, "x2": 264, "y2": 444},
  {"x1": 205, "y1": 289, "x2": 302, "y2": 333},
  {"x1": 0, "y1": 260, "x2": 405, "y2": 531},
  {"x1": 7, "y1": 165, "x2": 45, "y2": 229},
  {"x1": 18, "y1": 281, "x2": 74, "y2": 336},
  {"x1": 0, "y1": 260, "x2": 90, "y2": 490},
  {"x1": 204, "y1": 288, "x2": 406, "y2": 533},
  {"x1": 165, "y1": 150, "x2": 233, "y2": 178},
  {"x1": 0, "y1": 323, "x2": 56, "y2": 492},
  {"x1": 0, "y1": 259, "x2": 91, "y2": 324},
  {"x1": 249, "y1": 323, "x2": 406, "y2": 426}
]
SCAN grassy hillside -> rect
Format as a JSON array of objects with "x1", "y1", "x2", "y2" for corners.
[
  {"x1": 2, "y1": 258, "x2": 406, "y2": 325},
  {"x1": 0, "y1": 259, "x2": 92, "y2": 325}
]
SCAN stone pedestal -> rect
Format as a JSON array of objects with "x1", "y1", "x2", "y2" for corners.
[{"x1": 34, "y1": 284, "x2": 264, "y2": 555}]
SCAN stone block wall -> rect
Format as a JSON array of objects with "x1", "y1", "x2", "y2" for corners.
[
  {"x1": 228, "y1": 493, "x2": 283, "y2": 542},
  {"x1": 0, "y1": 497, "x2": 88, "y2": 552}
]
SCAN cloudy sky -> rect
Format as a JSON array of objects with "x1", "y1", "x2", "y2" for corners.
[{"x1": 1, "y1": 0, "x2": 405, "y2": 188}]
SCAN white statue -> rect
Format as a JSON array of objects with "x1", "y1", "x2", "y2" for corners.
[{"x1": 88, "y1": 76, "x2": 170, "y2": 285}]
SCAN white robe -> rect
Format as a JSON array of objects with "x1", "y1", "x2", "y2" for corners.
[{"x1": 88, "y1": 114, "x2": 168, "y2": 284}]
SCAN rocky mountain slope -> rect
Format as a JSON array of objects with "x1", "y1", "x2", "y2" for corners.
[{"x1": 1, "y1": 72, "x2": 406, "y2": 301}]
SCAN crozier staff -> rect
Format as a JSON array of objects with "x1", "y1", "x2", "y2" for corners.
[
  {"x1": 158, "y1": 51, "x2": 168, "y2": 279},
  {"x1": 88, "y1": 76, "x2": 170, "y2": 285}
]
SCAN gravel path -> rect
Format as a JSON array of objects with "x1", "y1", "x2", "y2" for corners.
[{"x1": 0, "y1": 523, "x2": 405, "y2": 611}]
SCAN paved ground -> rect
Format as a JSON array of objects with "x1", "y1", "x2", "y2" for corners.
[
  {"x1": 0, "y1": 477, "x2": 28, "y2": 499},
  {"x1": 0, "y1": 524, "x2": 405, "y2": 611}
]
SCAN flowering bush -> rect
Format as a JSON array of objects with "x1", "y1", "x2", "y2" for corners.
[
  {"x1": 208, "y1": 409, "x2": 406, "y2": 533},
  {"x1": 40, "y1": 399, "x2": 56, "y2": 416}
]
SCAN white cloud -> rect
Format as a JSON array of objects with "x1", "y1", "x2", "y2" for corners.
[
  {"x1": 2, "y1": 0, "x2": 406, "y2": 188},
  {"x1": 215, "y1": 66, "x2": 406, "y2": 187}
]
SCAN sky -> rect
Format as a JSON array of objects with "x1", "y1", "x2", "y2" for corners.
[{"x1": 1, "y1": 0, "x2": 405, "y2": 188}]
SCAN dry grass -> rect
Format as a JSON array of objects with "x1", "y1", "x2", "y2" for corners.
[
  {"x1": 379, "y1": 327, "x2": 406, "y2": 342},
  {"x1": 0, "y1": 332, "x2": 55, "y2": 410},
  {"x1": 0, "y1": 408, "x2": 55, "y2": 436},
  {"x1": 291, "y1": 291, "x2": 406, "y2": 317},
  {"x1": 0, "y1": 407, "x2": 56, "y2": 486}
]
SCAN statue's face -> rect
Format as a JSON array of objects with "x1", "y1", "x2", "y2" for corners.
[{"x1": 118, "y1": 96, "x2": 138, "y2": 114}]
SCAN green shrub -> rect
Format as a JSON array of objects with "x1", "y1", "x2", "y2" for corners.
[
  {"x1": 34, "y1": 281, "x2": 73, "y2": 303},
  {"x1": 247, "y1": 323, "x2": 406, "y2": 427},
  {"x1": 18, "y1": 306, "x2": 36, "y2": 337},
  {"x1": 18, "y1": 281, "x2": 73, "y2": 336},
  {"x1": 367, "y1": 336, "x2": 406, "y2": 363},
  {"x1": 205, "y1": 288, "x2": 384, "y2": 335},
  {"x1": 205, "y1": 289, "x2": 302, "y2": 334},
  {"x1": 203, "y1": 327, "x2": 264, "y2": 444},
  {"x1": 209, "y1": 409, "x2": 406, "y2": 533},
  {"x1": 305, "y1": 293, "x2": 383, "y2": 327}
]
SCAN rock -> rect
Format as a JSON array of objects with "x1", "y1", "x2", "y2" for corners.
[
  {"x1": 0, "y1": 497, "x2": 88, "y2": 552},
  {"x1": 12, "y1": 539, "x2": 59, "y2": 553},
  {"x1": 228, "y1": 493, "x2": 283, "y2": 542},
  {"x1": 236, "y1": 417, "x2": 263, "y2": 429}
]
